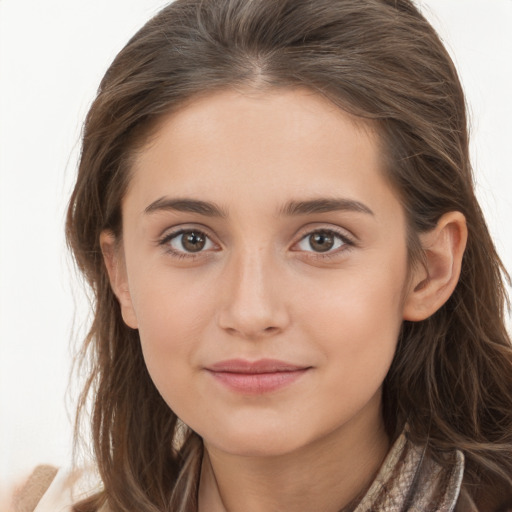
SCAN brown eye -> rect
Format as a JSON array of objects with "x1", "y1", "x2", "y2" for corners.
[
  {"x1": 181, "y1": 231, "x2": 206, "y2": 252},
  {"x1": 309, "y1": 232, "x2": 335, "y2": 252},
  {"x1": 295, "y1": 230, "x2": 349, "y2": 254},
  {"x1": 166, "y1": 230, "x2": 214, "y2": 254}
]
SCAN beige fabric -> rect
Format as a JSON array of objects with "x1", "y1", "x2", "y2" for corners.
[
  {"x1": 32, "y1": 467, "x2": 81, "y2": 512},
  {"x1": 12, "y1": 465, "x2": 101, "y2": 512},
  {"x1": 12, "y1": 465, "x2": 58, "y2": 512}
]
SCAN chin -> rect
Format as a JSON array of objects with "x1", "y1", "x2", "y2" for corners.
[
  {"x1": 210, "y1": 437, "x2": 302, "y2": 458},
  {"x1": 199, "y1": 421, "x2": 307, "y2": 457}
]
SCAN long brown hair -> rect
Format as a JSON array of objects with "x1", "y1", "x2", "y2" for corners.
[{"x1": 66, "y1": 0, "x2": 512, "y2": 510}]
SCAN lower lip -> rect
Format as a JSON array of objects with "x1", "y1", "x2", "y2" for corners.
[{"x1": 207, "y1": 369, "x2": 309, "y2": 394}]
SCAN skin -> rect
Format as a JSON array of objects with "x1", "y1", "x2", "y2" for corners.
[{"x1": 102, "y1": 88, "x2": 467, "y2": 512}]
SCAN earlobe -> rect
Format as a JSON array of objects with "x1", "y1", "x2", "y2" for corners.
[
  {"x1": 100, "y1": 230, "x2": 139, "y2": 329},
  {"x1": 402, "y1": 211, "x2": 467, "y2": 322}
]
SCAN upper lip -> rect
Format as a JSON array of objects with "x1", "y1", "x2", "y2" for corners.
[{"x1": 206, "y1": 358, "x2": 310, "y2": 374}]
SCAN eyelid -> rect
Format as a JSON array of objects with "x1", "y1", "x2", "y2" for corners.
[
  {"x1": 155, "y1": 222, "x2": 217, "y2": 241},
  {"x1": 294, "y1": 223, "x2": 356, "y2": 242}
]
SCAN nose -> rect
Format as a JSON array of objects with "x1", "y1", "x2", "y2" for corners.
[{"x1": 217, "y1": 248, "x2": 291, "y2": 340}]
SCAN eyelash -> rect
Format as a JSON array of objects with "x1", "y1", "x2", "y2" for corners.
[{"x1": 157, "y1": 227, "x2": 355, "y2": 261}]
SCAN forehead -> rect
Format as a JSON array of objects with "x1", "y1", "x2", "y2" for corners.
[{"x1": 126, "y1": 87, "x2": 400, "y2": 219}]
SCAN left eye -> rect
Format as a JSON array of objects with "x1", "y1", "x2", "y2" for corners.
[
  {"x1": 295, "y1": 230, "x2": 347, "y2": 253},
  {"x1": 167, "y1": 230, "x2": 215, "y2": 253}
]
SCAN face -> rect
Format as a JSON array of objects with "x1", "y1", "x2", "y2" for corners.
[{"x1": 110, "y1": 88, "x2": 414, "y2": 457}]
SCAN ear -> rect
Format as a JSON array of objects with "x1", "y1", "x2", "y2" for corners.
[
  {"x1": 100, "y1": 230, "x2": 139, "y2": 329},
  {"x1": 402, "y1": 211, "x2": 467, "y2": 322}
]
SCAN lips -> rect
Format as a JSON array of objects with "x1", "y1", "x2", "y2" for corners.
[{"x1": 205, "y1": 359, "x2": 311, "y2": 394}]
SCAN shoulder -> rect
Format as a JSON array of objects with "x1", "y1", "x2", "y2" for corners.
[{"x1": 11, "y1": 465, "x2": 103, "y2": 512}]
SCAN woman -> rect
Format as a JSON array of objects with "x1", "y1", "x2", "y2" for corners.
[{"x1": 20, "y1": 0, "x2": 512, "y2": 510}]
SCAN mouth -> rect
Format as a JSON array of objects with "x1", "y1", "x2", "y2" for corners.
[{"x1": 205, "y1": 358, "x2": 311, "y2": 394}]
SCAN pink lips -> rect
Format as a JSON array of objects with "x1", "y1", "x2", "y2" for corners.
[{"x1": 205, "y1": 359, "x2": 310, "y2": 394}]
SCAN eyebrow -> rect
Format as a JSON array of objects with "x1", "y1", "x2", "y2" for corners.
[
  {"x1": 279, "y1": 198, "x2": 374, "y2": 216},
  {"x1": 143, "y1": 196, "x2": 374, "y2": 217},
  {"x1": 144, "y1": 197, "x2": 228, "y2": 217}
]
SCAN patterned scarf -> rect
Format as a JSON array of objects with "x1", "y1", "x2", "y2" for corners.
[{"x1": 352, "y1": 428, "x2": 466, "y2": 512}]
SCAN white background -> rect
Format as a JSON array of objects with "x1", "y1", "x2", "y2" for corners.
[{"x1": 1, "y1": 0, "x2": 511, "y2": 496}]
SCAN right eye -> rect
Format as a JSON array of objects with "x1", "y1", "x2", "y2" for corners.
[{"x1": 160, "y1": 229, "x2": 217, "y2": 257}]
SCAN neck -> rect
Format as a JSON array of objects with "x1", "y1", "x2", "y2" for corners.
[{"x1": 197, "y1": 394, "x2": 389, "y2": 512}]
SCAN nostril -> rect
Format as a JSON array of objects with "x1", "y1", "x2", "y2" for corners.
[{"x1": 223, "y1": 325, "x2": 281, "y2": 339}]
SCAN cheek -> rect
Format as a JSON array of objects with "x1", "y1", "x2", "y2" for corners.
[
  {"x1": 298, "y1": 252, "x2": 407, "y2": 385},
  {"x1": 298, "y1": 257, "x2": 406, "y2": 340},
  {"x1": 133, "y1": 262, "x2": 215, "y2": 338},
  {"x1": 131, "y1": 272, "x2": 216, "y2": 405}
]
